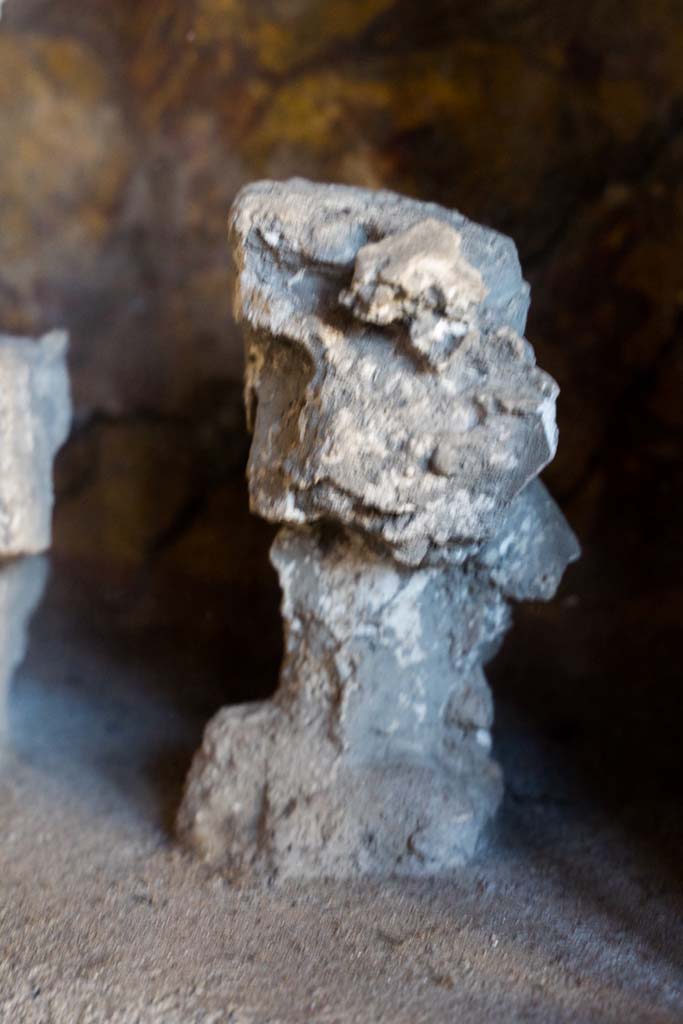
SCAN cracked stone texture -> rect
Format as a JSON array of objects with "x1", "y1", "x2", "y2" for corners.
[{"x1": 178, "y1": 183, "x2": 579, "y2": 879}]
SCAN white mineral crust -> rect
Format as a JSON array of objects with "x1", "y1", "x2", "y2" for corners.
[{"x1": 178, "y1": 180, "x2": 579, "y2": 880}]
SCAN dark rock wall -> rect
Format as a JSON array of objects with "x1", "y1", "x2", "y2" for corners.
[{"x1": 1, "y1": 2, "x2": 681, "y2": 837}]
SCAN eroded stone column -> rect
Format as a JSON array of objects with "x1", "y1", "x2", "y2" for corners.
[
  {"x1": 0, "y1": 331, "x2": 71, "y2": 733},
  {"x1": 177, "y1": 180, "x2": 579, "y2": 880}
]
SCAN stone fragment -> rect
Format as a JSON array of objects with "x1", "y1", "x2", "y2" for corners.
[
  {"x1": 178, "y1": 180, "x2": 579, "y2": 880},
  {"x1": 340, "y1": 218, "x2": 488, "y2": 368},
  {"x1": 474, "y1": 479, "x2": 581, "y2": 602}
]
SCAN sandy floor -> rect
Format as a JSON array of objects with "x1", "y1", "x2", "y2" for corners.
[{"x1": 0, "y1": 564, "x2": 681, "y2": 1024}]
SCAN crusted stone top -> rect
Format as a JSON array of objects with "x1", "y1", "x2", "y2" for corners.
[{"x1": 231, "y1": 179, "x2": 558, "y2": 565}]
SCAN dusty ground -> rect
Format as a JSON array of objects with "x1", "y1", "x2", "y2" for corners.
[{"x1": 0, "y1": 560, "x2": 680, "y2": 1024}]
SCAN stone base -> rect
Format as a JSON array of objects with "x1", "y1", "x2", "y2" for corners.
[{"x1": 177, "y1": 701, "x2": 502, "y2": 881}]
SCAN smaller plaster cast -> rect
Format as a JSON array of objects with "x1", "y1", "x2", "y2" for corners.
[{"x1": 0, "y1": 331, "x2": 71, "y2": 733}]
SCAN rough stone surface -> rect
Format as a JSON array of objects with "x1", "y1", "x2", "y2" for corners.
[
  {"x1": 235, "y1": 180, "x2": 554, "y2": 565},
  {"x1": 178, "y1": 181, "x2": 579, "y2": 880}
]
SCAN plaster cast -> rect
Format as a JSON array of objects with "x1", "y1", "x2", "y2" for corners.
[
  {"x1": 0, "y1": 330, "x2": 71, "y2": 731},
  {"x1": 178, "y1": 180, "x2": 579, "y2": 879}
]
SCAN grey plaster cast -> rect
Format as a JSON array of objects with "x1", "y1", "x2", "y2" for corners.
[
  {"x1": 178, "y1": 180, "x2": 579, "y2": 880},
  {"x1": 0, "y1": 330, "x2": 71, "y2": 733}
]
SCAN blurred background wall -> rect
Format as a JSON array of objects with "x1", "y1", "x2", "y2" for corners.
[{"x1": 0, "y1": 1, "x2": 681, "y2": 830}]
